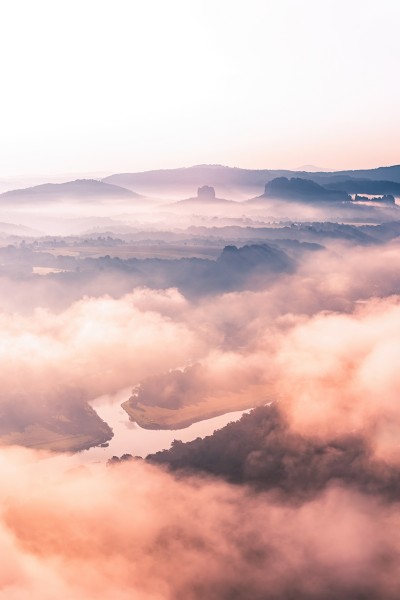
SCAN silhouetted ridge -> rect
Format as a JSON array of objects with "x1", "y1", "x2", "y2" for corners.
[
  {"x1": 0, "y1": 179, "x2": 141, "y2": 202},
  {"x1": 261, "y1": 177, "x2": 350, "y2": 203},
  {"x1": 217, "y1": 243, "x2": 292, "y2": 272},
  {"x1": 148, "y1": 404, "x2": 400, "y2": 501},
  {"x1": 354, "y1": 194, "x2": 395, "y2": 205}
]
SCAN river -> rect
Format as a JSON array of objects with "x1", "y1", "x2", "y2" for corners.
[{"x1": 70, "y1": 387, "x2": 250, "y2": 467}]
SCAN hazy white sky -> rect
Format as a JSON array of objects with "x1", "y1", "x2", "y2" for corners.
[{"x1": 0, "y1": 0, "x2": 399, "y2": 177}]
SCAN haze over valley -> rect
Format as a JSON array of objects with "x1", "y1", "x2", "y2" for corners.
[
  {"x1": 2, "y1": 161, "x2": 400, "y2": 598},
  {"x1": 2, "y1": 0, "x2": 400, "y2": 597}
]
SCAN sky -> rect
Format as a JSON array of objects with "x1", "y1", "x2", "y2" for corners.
[{"x1": 0, "y1": 0, "x2": 399, "y2": 178}]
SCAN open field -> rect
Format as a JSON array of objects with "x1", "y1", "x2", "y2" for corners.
[
  {"x1": 0, "y1": 425, "x2": 111, "y2": 453},
  {"x1": 39, "y1": 243, "x2": 223, "y2": 260}
]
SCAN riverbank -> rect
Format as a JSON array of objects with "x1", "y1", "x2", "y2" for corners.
[
  {"x1": 0, "y1": 402, "x2": 113, "y2": 453},
  {"x1": 121, "y1": 387, "x2": 268, "y2": 430},
  {"x1": 76, "y1": 393, "x2": 253, "y2": 464}
]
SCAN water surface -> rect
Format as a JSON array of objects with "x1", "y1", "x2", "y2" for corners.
[{"x1": 75, "y1": 387, "x2": 250, "y2": 466}]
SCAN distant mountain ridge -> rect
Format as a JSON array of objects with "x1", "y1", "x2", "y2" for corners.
[
  {"x1": 0, "y1": 222, "x2": 43, "y2": 236},
  {"x1": 2, "y1": 165, "x2": 400, "y2": 206},
  {"x1": 0, "y1": 179, "x2": 143, "y2": 203},
  {"x1": 324, "y1": 179, "x2": 400, "y2": 196},
  {"x1": 103, "y1": 164, "x2": 400, "y2": 194},
  {"x1": 295, "y1": 165, "x2": 334, "y2": 173}
]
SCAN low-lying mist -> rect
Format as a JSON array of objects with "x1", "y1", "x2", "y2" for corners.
[
  {"x1": 2, "y1": 447, "x2": 400, "y2": 599},
  {"x1": 1, "y1": 183, "x2": 400, "y2": 597},
  {"x1": 1, "y1": 236, "x2": 400, "y2": 446}
]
